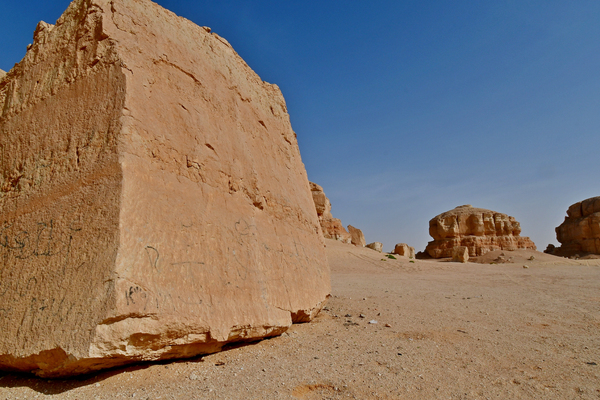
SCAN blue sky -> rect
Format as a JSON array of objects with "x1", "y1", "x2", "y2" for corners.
[{"x1": 2, "y1": 1, "x2": 600, "y2": 252}]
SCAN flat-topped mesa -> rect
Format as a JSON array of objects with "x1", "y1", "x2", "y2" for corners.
[
  {"x1": 425, "y1": 205, "x2": 536, "y2": 258},
  {"x1": 0, "y1": 0, "x2": 330, "y2": 378},
  {"x1": 309, "y1": 182, "x2": 351, "y2": 243},
  {"x1": 553, "y1": 196, "x2": 600, "y2": 256}
]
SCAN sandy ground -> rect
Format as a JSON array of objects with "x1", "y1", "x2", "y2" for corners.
[{"x1": 1, "y1": 239, "x2": 599, "y2": 399}]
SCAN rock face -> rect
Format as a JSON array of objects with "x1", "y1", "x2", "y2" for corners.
[
  {"x1": 366, "y1": 242, "x2": 383, "y2": 252},
  {"x1": 544, "y1": 244, "x2": 556, "y2": 254},
  {"x1": 0, "y1": 69, "x2": 6, "y2": 80},
  {"x1": 309, "y1": 182, "x2": 351, "y2": 243},
  {"x1": 452, "y1": 246, "x2": 469, "y2": 263},
  {"x1": 393, "y1": 243, "x2": 415, "y2": 258},
  {"x1": 0, "y1": 0, "x2": 330, "y2": 378},
  {"x1": 553, "y1": 197, "x2": 600, "y2": 256},
  {"x1": 425, "y1": 205, "x2": 536, "y2": 258},
  {"x1": 348, "y1": 225, "x2": 366, "y2": 247}
]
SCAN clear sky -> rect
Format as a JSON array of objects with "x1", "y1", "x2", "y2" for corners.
[{"x1": 2, "y1": 1, "x2": 600, "y2": 253}]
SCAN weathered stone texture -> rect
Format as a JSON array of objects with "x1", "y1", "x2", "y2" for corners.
[
  {"x1": 309, "y1": 182, "x2": 351, "y2": 243},
  {"x1": 393, "y1": 243, "x2": 415, "y2": 258},
  {"x1": 553, "y1": 196, "x2": 600, "y2": 256},
  {"x1": 0, "y1": 0, "x2": 329, "y2": 377},
  {"x1": 425, "y1": 205, "x2": 536, "y2": 258},
  {"x1": 348, "y1": 225, "x2": 366, "y2": 247},
  {"x1": 0, "y1": 69, "x2": 5, "y2": 80},
  {"x1": 366, "y1": 242, "x2": 383, "y2": 252},
  {"x1": 452, "y1": 246, "x2": 469, "y2": 263}
]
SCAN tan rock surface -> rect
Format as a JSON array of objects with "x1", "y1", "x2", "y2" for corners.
[
  {"x1": 0, "y1": 0, "x2": 329, "y2": 377},
  {"x1": 425, "y1": 205, "x2": 536, "y2": 258},
  {"x1": 452, "y1": 246, "x2": 469, "y2": 263},
  {"x1": 347, "y1": 225, "x2": 366, "y2": 247},
  {"x1": 0, "y1": 69, "x2": 5, "y2": 80},
  {"x1": 554, "y1": 196, "x2": 600, "y2": 256},
  {"x1": 1, "y1": 239, "x2": 598, "y2": 399},
  {"x1": 309, "y1": 182, "x2": 351, "y2": 243},
  {"x1": 365, "y1": 242, "x2": 383, "y2": 252},
  {"x1": 393, "y1": 243, "x2": 415, "y2": 258}
]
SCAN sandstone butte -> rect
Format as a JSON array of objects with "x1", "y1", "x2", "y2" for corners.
[
  {"x1": 425, "y1": 205, "x2": 536, "y2": 258},
  {"x1": 309, "y1": 182, "x2": 351, "y2": 244},
  {"x1": 0, "y1": 0, "x2": 330, "y2": 377},
  {"x1": 552, "y1": 196, "x2": 600, "y2": 256}
]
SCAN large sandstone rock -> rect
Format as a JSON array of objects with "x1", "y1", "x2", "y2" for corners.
[
  {"x1": 348, "y1": 225, "x2": 366, "y2": 247},
  {"x1": 0, "y1": 69, "x2": 6, "y2": 80},
  {"x1": 425, "y1": 205, "x2": 536, "y2": 258},
  {"x1": 393, "y1": 243, "x2": 415, "y2": 258},
  {"x1": 0, "y1": 0, "x2": 329, "y2": 377},
  {"x1": 553, "y1": 196, "x2": 600, "y2": 256},
  {"x1": 309, "y1": 182, "x2": 351, "y2": 243}
]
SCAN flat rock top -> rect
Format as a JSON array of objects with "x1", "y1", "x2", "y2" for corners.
[
  {"x1": 433, "y1": 205, "x2": 499, "y2": 218},
  {"x1": 1, "y1": 238, "x2": 598, "y2": 399}
]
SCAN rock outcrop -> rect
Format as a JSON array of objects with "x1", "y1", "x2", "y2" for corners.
[
  {"x1": 348, "y1": 225, "x2": 366, "y2": 247},
  {"x1": 0, "y1": 69, "x2": 6, "y2": 80},
  {"x1": 0, "y1": 0, "x2": 330, "y2": 377},
  {"x1": 544, "y1": 244, "x2": 556, "y2": 254},
  {"x1": 366, "y1": 242, "x2": 383, "y2": 252},
  {"x1": 425, "y1": 205, "x2": 536, "y2": 258},
  {"x1": 553, "y1": 196, "x2": 600, "y2": 256},
  {"x1": 309, "y1": 182, "x2": 351, "y2": 243},
  {"x1": 393, "y1": 243, "x2": 415, "y2": 258},
  {"x1": 452, "y1": 246, "x2": 469, "y2": 263}
]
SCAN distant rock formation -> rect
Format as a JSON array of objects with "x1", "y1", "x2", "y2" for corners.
[
  {"x1": 552, "y1": 196, "x2": 600, "y2": 256},
  {"x1": 393, "y1": 243, "x2": 415, "y2": 258},
  {"x1": 425, "y1": 205, "x2": 536, "y2": 258},
  {"x1": 366, "y1": 242, "x2": 383, "y2": 252},
  {"x1": 309, "y1": 182, "x2": 351, "y2": 243},
  {"x1": 348, "y1": 225, "x2": 366, "y2": 247},
  {"x1": 0, "y1": 0, "x2": 329, "y2": 377}
]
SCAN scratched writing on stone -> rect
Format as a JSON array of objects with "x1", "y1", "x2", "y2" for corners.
[
  {"x1": 121, "y1": 219, "x2": 314, "y2": 311},
  {"x1": 0, "y1": 219, "x2": 82, "y2": 261}
]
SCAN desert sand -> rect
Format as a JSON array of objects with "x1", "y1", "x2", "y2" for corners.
[{"x1": 1, "y1": 239, "x2": 599, "y2": 399}]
